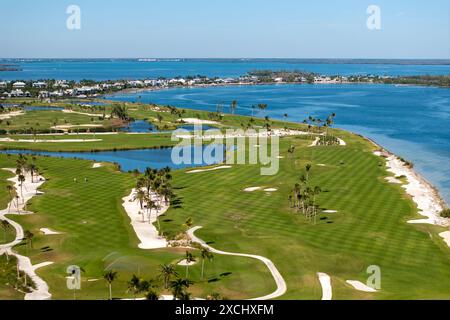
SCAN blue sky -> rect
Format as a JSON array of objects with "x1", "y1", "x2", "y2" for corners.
[{"x1": 1, "y1": 0, "x2": 449, "y2": 58}]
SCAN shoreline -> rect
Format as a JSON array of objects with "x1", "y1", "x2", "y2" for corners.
[
  {"x1": 372, "y1": 146, "x2": 449, "y2": 229},
  {"x1": 362, "y1": 133, "x2": 449, "y2": 209}
]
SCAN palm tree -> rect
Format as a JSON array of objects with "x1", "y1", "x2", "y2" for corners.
[
  {"x1": 145, "y1": 289, "x2": 160, "y2": 300},
  {"x1": 169, "y1": 278, "x2": 193, "y2": 300},
  {"x1": 1, "y1": 220, "x2": 11, "y2": 243},
  {"x1": 6, "y1": 185, "x2": 14, "y2": 213},
  {"x1": 134, "y1": 189, "x2": 146, "y2": 210},
  {"x1": 312, "y1": 186, "x2": 322, "y2": 225},
  {"x1": 184, "y1": 251, "x2": 196, "y2": 279},
  {"x1": 159, "y1": 264, "x2": 178, "y2": 289},
  {"x1": 18, "y1": 174, "x2": 25, "y2": 203},
  {"x1": 24, "y1": 230, "x2": 34, "y2": 250},
  {"x1": 126, "y1": 274, "x2": 141, "y2": 300},
  {"x1": 27, "y1": 164, "x2": 37, "y2": 183},
  {"x1": 200, "y1": 248, "x2": 213, "y2": 280},
  {"x1": 257, "y1": 103, "x2": 268, "y2": 115},
  {"x1": 103, "y1": 270, "x2": 118, "y2": 300},
  {"x1": 305, "y1": 164, "x2": 312, "y2": 181},
  {"x1": 183, "y1": 217, "x2": 193, "y2": 230},
  {"x1": 230, "y1": 100, "x2": 238, "y2": 114}
]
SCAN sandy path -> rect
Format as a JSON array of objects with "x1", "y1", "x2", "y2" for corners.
[
  {"x1": 317, "y1": 273, "x2": 332, "y2": 300},
  {"x1": 122, "y1": 188, "x2": 168, "y2": 249},
  {"x1": 187, "y1": 226, "x2": 287, "y2": 300},
  {"x1": 0, "y1": 169, "x2": 52, "y2": 300}
]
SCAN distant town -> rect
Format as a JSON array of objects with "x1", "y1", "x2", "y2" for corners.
[{"x1": 0, "y1": 71, "x2": 448, "y2": 100}]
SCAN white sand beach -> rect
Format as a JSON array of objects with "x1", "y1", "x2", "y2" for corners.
[{"x1": 381, "y1": 153, "x2": 449, "y2": 228}]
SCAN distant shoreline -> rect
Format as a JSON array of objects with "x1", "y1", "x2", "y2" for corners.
[{"x1": 1, "y1": 58, "x2": 449, "y2": 66}]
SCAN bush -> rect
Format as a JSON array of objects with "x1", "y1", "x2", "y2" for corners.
[{"x1": 440, "y1": 209, "x2": 450, "y2": 218}]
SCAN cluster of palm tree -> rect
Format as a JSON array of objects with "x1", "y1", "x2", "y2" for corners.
[
  {"x1": 9, "y1": 154, "x2": 39, "y2": 213},
  {"x1": 289, "y1": 164, "x2": 322, "y2": 224},
  {"x1": 110, "y1": 104, "x2": 130, "y2": 121},
  {"x1": 303, "y1": 113, "x2": 336, "y2": 136},
  {"x1": 134, "y1": 167, "x2": 173, "y2": 234}
]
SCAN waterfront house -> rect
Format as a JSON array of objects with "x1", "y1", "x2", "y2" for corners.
[
  {"x1": 32, "y1": 81, "x2": 47, "y2": 88},
  {"x1": 12, "y1": 81, "x2": 26, "y2": 89}
]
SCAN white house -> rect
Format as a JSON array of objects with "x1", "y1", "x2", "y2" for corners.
[
  {"x1": 32, "y1": 81, "x2": 47, "y2": 88},
  {"x1": 0, "y1": 81, "x2": 7, "y2": 88},
  {"x1": 12, "y1": 81, "x2": 26, "y2": 89},
  {"x1": 11, "y1": 89, "x2": 24, "y2": 97}
]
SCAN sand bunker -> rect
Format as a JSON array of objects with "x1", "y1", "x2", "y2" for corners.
[
  {"x1": 264, "y1": 188, "x2": 278, "y2": 192},
  {"x1": 323, "y1": 210, "x2": 338, "y2": 213},
  {"x1": 186, "y1": 166, "x2": 232, "y2": 174},
  {"x1": 317, "y1": 272, "x2": 332, "y2": 300},
  {"x1": 122, "y1": 188, "x2": 168, "y2": 249},
  {"x1": 309, "y1": 137, "x2": 346, "y2": 147},
  {"x1": 92, "y1": 163, "x2": 103, "y2": 168},
  {"x1": 0, "y1": 111, "x2": 24, "y2": 120},
  {"x1": 51, "y1": 124, "x2": 103, "y2": 130},
  {"x1": 40, "y1": 228, "x2": 62, "y2": 235},
  {"x1": 439, "y1": 231, "x2": 450, "y2": 248},
  {"x1": 346, "y1": 280, "x2": 378, "y2": 292},
  {"x1": 178, "y1": 118, "x2": 219, "y2": 125},
  {"x1": 244, "y1": 187, "x2": 261, "y2": 192},
  {"x1": 177, "y1": 259, "x2": 198, "y2": 266}
]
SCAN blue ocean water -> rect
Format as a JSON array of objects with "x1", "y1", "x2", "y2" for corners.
[
  {"x1": 108, "y1": 84, "x2": 450, "y2": 204},
  {"x1": 0, "y1": 59, "x2": 449, "y2": 81}
]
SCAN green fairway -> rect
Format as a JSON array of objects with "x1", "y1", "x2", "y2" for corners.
[
  {"x1": 0, "y1": 155, "x2": 274, "y2": 300},
  {"x1": 160, "y1": 130, "x2": 450, "y2": 299},
  {"x1": 0, "y1": 104, "x2": 448, "y2": 300},
  {"x1": 0, "y1": 110, "x2": 110, "y2": 133},
  {"x1": 0, "y1": 132, "x2": 176, "y2": 152}
]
